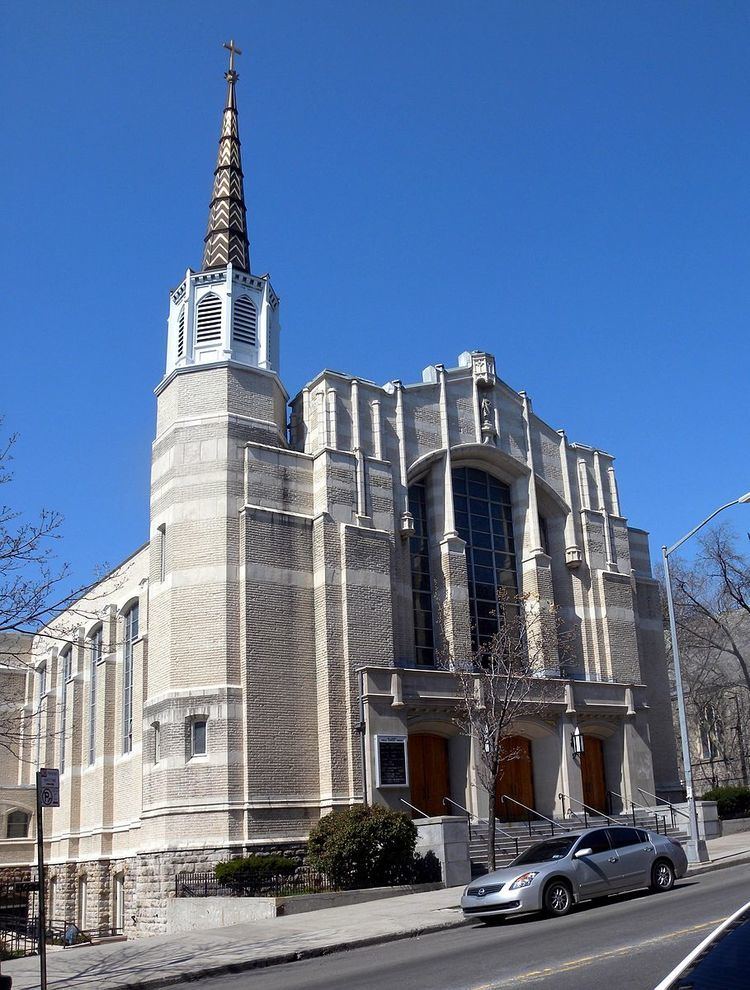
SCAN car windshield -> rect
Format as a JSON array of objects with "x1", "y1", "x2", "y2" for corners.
[
  {"x1": 513, "y1": 836, "x2": 578, "y2": 865},
  {"x1": 666, "y1": 911, "x2": 750, "y2": 988}
]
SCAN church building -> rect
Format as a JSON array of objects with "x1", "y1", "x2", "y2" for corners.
[{"x1": 0, "y1": 49, "x2": 680, "y2": 936}]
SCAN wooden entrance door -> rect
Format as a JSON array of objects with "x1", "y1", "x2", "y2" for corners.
[
  {"x1": 495, "y1": 736, "x2": 535, "y2": 821},
  {"x1": 581, "y1": 735, "x2": 607, "y2": 812},
  {"x1": 407, "y1": 734, "x2": 450, "y2": 817}
]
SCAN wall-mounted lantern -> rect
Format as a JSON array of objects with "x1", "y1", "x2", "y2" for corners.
[{"x1": 571, "y1": 726, "x2": 584, "y2": 758}]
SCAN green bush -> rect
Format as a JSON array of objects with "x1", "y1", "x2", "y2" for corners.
[
  {"x1": 702, "y1": 786, "x2": 750, "y2": 820},
  {"x1": 411, "y1": 850, "x2": 442, "y2": 884},
  {"x1": 214, "y1": 854, "x2": 297, "y2": 891},
  {"x1": 307, "y1": 805, "x2": 441, "y2": 890}
]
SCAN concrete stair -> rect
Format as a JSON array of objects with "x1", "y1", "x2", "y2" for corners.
[{"x1": 469, "y1": 810, "x2": 689, "y2": 877}]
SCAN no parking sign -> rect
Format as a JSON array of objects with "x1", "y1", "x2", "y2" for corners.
[{"x1": 38, "y1": 767, "x2": 60, "y2": 807}]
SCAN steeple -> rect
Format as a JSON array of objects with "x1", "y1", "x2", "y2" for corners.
[{"x1": 203, "y1": 40, "x2": 251, "y2": 273}]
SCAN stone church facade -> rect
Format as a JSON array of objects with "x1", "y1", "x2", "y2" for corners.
[{"x1": 0, "y1": 53, "x2": 680, "y2": 937}]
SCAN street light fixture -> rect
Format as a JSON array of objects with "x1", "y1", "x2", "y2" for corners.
[{"x1": 662, "y1": 491, "x2": 750, "y2": 864}]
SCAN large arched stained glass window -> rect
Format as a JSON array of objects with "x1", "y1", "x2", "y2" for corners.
[{"x1": 452, "y1": 467, "x2": 519, "y2": 650}]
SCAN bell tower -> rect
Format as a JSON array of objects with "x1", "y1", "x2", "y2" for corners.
[
  {"x1": 143, "y1": 43, "x2": 287, "y2": 852},
  {"x1": 163, "y1": 40, "x2": 281, "y2": 380}
]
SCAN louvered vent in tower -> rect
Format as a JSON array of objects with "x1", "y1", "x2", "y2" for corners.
[
  {"x1": 177, "y1": 306, "x2": 186, "y2": 357},
  {"x1": 233, "y1": 296, "x2": 257, "y2": 346},
  {"x1": 196, "y1": 293, "x2": 222, "y2": 344}
]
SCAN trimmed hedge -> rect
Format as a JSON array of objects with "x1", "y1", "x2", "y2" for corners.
[
  {"x1": 214, "y1": 854, "x2": 297, "y2": 890},
  {"x1": 307, "y1": 805, "x2": 441, "y2": 890},
  {"x1": 702, "y1": 786, "x2": 750, "y2": 820}
]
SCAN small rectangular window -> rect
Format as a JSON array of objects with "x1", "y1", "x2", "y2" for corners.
[
  {"x1": 191, "y1": 719, "x2": 207, "y2": 757},
  {"x1": 153, "y1": 722, "x2": 161, "y2": 764}
]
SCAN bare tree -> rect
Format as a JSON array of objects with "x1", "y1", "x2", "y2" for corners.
[
  {"x1": 0, "y1": 424, "x2": 109, "y2": 758},
  {"x1": 666, "y1": 525, "x2": 750, "y2": 789},
  {"x1": 439, "y1": 591, "x2": 562, "y2": 871}
]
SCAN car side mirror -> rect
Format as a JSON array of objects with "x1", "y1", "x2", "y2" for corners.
[{"x1": 574, "y1": 848, "x2": 593, "y2": 858}]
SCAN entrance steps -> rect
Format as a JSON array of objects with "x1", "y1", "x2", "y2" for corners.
[{"x1": 469, "y1": 811, "x2": 689, "y2": 877}]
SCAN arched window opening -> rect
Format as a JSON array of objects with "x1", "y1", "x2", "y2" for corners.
[
  {"x1": 233, "y1": 295, "x2": 257, "y2": 346},
  {"x1": 6, "y1": 810, "x2": 30, "y2": 839},
  {"x1": 452, "y1": 467, "x2": 519, "y2": 651},
  {"x1": 177, "y1": 306, "x2": 186, "y2": 357},
  {"x1": 122, "y1": 603, "x2": 139, "y2": 754},
  {"x1": 88, "y1": 626, "x2": 102, "y2": 766},
  {"x1": 408, "y1": 481, "x2": 435, "y2": 667},
  {"x1": 195, "y1": 293, "x2": 222, "y2": 344}
]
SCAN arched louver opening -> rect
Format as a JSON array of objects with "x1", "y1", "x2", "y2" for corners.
[
  {"x1": 233, "y1": 296, "x2": 257, "y2": 346},
  {"x1": 177, "y1": 306, "x2": 186, "y2": 357},
  {"x1": 195, "y1": 293, "x2": 222, "y2": 344}
]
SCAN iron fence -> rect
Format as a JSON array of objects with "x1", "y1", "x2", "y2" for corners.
[
  {"x1": 0, "y1": 881, "x2": 38, "y2": 960},
  {"x1": 175, "y1": 867, "x2": 338, "y2": 898}
]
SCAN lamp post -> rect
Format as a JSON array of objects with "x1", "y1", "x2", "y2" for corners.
[{"x1": 662, "y1": 491, "x2": 750, "y2": 864}]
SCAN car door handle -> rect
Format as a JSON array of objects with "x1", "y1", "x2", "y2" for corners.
[{"x1": 608, "y1": 856, "x2": 618, "y2": 863}]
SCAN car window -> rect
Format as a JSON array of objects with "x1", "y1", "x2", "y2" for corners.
[
  {"x1": 636, "y1": 828, "x2": 650, "y2": 842},
  {"x1": 608, "y1": 827, "x2": 641, "y2": 849},
  {"x1": 513, "y1": 836, "x2": 578, "y2": 865},
  {"x1": 579, "y1": 829, "x2": 610, "y2": 855}
]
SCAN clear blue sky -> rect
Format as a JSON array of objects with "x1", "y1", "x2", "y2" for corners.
[{"x1": 2, "y1": 0, "x2": 749, "y2": 587}]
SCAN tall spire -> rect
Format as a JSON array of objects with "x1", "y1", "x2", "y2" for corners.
[{"x1": 202, "y1": 40, "x2": 251, "y2": 273}]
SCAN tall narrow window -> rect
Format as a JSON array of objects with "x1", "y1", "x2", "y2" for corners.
[
  {"x1": 39, "y1": 664, "x2": 47, "y2": 699},
  {"x1": 195, "y1": 293, "x2": 222, "y2": 344},
  {"x1": 122, "y1": 603, "x2": 139, "y2": 754},
  {"x1": 408, "y1": 481, "x2": 436, "y2": 666},
  {"x1": 88, "y1": 626, "x2": 102, "y2": 766},
  {"x1": 153, "y1": 722, "x2": 161, "y2": 764},
  {"x1": 452, "y1": 467, "x2": 519, "y2": 651},
  {"x1": 60, "y1": 647, "x2": 72, "y2": 773},
  {"x1": 232, "y1": 295, "x2": 257, "y2": 346},
  {"x1": 77, "y1": 875, "x2": 88, "y2": 927},
  {"x1": 158, "y1": 524, "x2": 167, "y2": 582},
  {"x1": 177, "y1": 306, "x2": 186, "y2": 357}
]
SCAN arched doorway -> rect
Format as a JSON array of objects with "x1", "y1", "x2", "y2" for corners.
[
  {"x1": 581, "y1": 735, "x2": 607, "y2": 812},
  {"x1": 495, "y1": 735, "x2": 535, "y2": 821},
  {"x1": 408, "y1": 733, "x2": 449, "y2": 817}
]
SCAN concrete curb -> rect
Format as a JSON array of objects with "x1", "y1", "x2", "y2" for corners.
[
  {"x1": 46, "y1": 856, "x2": 750, "y2": 990},
  {"x1": 115, "y1": 915, "x2": 471, "y2": 990}
]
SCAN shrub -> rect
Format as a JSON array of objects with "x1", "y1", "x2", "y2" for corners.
[
  {"x1": 702, "y1": 785, "x2": 750, "y2": 820},
  {"x1": 214, "y1": 854, "x2": 297, "y2": 892},
  {"x1": 307, "y1": 805, "x2": 441, "y2": 889}
]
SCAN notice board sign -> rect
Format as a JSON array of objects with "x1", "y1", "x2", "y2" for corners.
[
  {"x1": 375, "y1": 735, "x2": 408, "y2": 788},
  {"x1": 38, "y1": 768, "x2": 60, "y2": 807}
]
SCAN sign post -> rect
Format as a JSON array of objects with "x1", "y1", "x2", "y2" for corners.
[{"x1": 36, "y1": 768, "x2": 59, "y2": 990}]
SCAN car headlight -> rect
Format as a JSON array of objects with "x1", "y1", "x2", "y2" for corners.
[{"x1": 509, "y1": 871, "x2": 539, "y2": 889}]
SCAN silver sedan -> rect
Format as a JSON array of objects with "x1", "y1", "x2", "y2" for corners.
[{"x1": 461, "y1": 825, "x2": 688, "y2": 921}]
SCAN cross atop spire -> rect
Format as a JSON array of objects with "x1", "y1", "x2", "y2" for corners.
[
  {"x1": 223, "y1": 38, "x2": 242, "y2": 77},
  {"x1": 202, "y1": 40, "x2": 251, "y2": 273}
]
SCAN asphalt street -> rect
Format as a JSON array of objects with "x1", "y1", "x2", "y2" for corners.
[{"x1": 194, "y1": 864, "x2": 750, "y2": 990}]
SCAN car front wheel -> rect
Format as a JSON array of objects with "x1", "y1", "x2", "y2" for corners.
[
  {"x1": 650, "y1": 859, "x2": 675, "y2": 893},
  {"x1": 544, "y1": 880, "x2": 573, "y2": 917}
]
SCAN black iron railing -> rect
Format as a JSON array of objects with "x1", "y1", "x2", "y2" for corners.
[{"x1": 175, "y1": 868, "x2": 338, "y2": 898}]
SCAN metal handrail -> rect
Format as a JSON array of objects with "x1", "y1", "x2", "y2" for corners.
[
  {"x1": 607, "y1": 789, "x2": 669, "y2": 835},
  {"x1": 637, "y1": 787, "x2": 690, "y2": 827},
  {"x1": 441, "y1": 797, "x2": 517, "y2": 842},
  {"x1": 399, "y1": 798, "x2": 430, "y2": 818},
  {"x1": 499, "y1": 794, "x2": 561, "y2": 836},
  {"x1": 558, "y1": 792, "x2": 619, "y2": 826}
]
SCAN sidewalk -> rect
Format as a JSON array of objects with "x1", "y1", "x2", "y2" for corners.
[{"x1": 5, "y1": 832, "x2": 750, "y2": 990}]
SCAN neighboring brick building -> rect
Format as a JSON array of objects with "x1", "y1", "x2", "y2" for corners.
[{"x1": 0, "y1": 52, "x2": 680, "y2": 936}]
